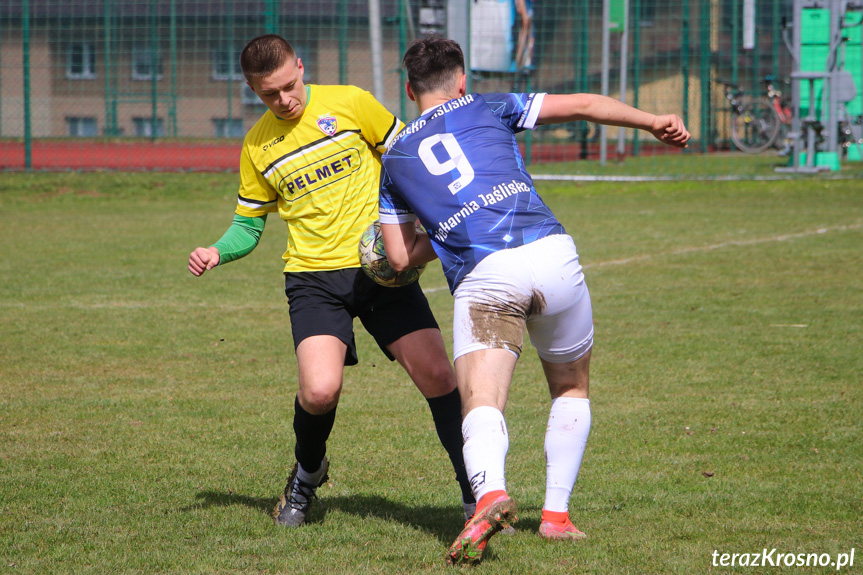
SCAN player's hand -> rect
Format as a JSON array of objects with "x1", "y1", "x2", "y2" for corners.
[
  {"x1": 188, "y1": 246, "x2": 220, "y2": 277},
  {"x1": 650, "y1": 114, "x2": 690, "y2": 148}
]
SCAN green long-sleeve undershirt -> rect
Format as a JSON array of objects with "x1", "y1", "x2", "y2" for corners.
[{"x1": 211, "y1": 214, "x2": 267, "y2": 265}]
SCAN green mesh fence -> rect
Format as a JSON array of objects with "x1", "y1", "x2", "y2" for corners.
[{"x1": 0, "y1": 0, "x2": 793, "y2": 171}]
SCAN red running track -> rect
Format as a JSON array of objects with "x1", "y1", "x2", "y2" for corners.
[
  {"x1": 0, "y1": 140, "x2": 683, "y2": 171},
  {"x1": 0, "y1": 141, "x2": 242, "y2": 171}
]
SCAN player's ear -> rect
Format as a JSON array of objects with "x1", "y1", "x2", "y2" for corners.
[
  {"x1": 458, "y1": 74, "x2": 467, "y2": 96},
  {"x1": 297, "y1": 57, "x2": 304, "y2": 78},
  {"x1": 406, "y1": 81, "x2": 416, "y2": 102}
]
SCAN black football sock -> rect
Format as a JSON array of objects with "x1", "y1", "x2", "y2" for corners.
[
  {"x1": 427, "y1": 388, "x2": 475, "y2": 504},
  {"x1": 293, "y1": 395, "x2": 337, "y2": 473}
]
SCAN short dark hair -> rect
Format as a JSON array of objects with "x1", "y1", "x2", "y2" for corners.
[
  {"x1": 240, "y1": 34, "x2": 297, "y2": 82},
  {"x1": 402, "y1": 35, "x2": 465, "y2": 96}
]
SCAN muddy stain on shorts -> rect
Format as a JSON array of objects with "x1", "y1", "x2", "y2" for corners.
[
  {"x1": 528, "y1": 289, "x2": 547, "y2": 317},
  {"x1": 468, "y1": 289, "x2": 547, "y2": 354}
]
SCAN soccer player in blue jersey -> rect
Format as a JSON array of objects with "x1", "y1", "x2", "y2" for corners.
[{"x1": 378, "y1": 36, "x2": 690, "y2": 565}]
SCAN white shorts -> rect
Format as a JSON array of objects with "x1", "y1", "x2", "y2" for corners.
[{"x1": 452, "y1": 234, "x2": 594, "y2": 363}]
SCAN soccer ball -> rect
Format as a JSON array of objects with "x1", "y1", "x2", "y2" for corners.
[{"x1": 358, "y1": 220, "x2": 425, "y2": 287}]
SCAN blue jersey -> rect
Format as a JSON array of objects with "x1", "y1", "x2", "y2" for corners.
[{"x1": 379, "y1": 92, "x2": 565, "y2": 292}]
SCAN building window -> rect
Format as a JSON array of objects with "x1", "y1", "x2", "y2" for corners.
[
  {"x1": 133, "y1": 117, "x2": 164, "y2": 138},
  {"x1": 294, "y1": 45, "x2": 313, "y2": 82},
  {"x1": 66, "y1": 43, "x2": 96, "y2": 79},
  {"x1": 213, "y1": 118, "x2": 245, "y2": 138},
  {"x1": 66, "y1": 117, "x2": 98, "y2": 137},
  {"x1": 132, "y1": 45, "x2": 164, "y2": 81},
  {"x1": 240, "y1": 83, "x2": 265, "y2": 106},
  {"x1": 212, "y1": 46, "x2": 243, "y2": 81}
]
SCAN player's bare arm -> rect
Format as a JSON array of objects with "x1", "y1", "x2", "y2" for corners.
[
  {"x1": 649, "y1": 114, "x2": 691, "y2": 148},
  {"x1": 380, "y1": 221, "x2": 438, "y2": 273},
  {"x1": 188, "y1": 246, "x2": 220, "y2": 276},
  {"x1": 537, "y1": 93, "x2": 690, "y2": 148}
]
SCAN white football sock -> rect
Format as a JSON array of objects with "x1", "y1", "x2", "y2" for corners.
[
  {"x1": 543, "y1": 397, "x2": 591, "y2": 513},
  {"x1": 462, "y1": 406, "x2": 509, "y2": 501},
  {"x1": 296, "y1": 457, "x2": 328, "y2": 485}
]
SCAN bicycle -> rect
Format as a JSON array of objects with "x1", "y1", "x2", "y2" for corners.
[
  {"x1": 718, "y1": 79, "x2": 785, "y2": 153},
  {"x1": 721, "y1": 76, "x2": 863, "y2": 160},
  {"x1": 766, "y1": 74, "x2": 860, "y2": 157},
  {"x1": 763, "y1": 76, "x2": 794, "y2": 153}
]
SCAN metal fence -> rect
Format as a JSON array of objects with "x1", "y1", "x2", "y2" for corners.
[{"x1": 0, "y1": 0, "x2": 794, "y2": 171}]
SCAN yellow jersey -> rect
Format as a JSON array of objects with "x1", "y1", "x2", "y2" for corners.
[{"x1": 236, "y1": 84, "x2": 403, "y2": 272}]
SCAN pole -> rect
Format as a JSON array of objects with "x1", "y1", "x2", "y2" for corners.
[
  {"x1": 169, "y1": 0, "x2": 177, "y2": 136},
  {"x1": 399, "y1": 0, "x2": 408, "y2": 119},
  {"x1": 0, "y1": 12, "x2": 3, "y2": 135},
  {"x1": 465, "y1": 0, "x2": 471, "y2": 94},
  {"x1": 448, "y1": 0, "x2": 471, "y2": 93},
  {"x1": 632, "y1": 0, "x2": 641, "y2": 156},
  {"x1": 109, "y1": 0, "x2": 118, "y2": 136},
  {"x1": 616, "y1": 0, "x2": 629, "y2": 159},
  {"x1": 369, "y1": 0, "x2": 385, "y2": 101},
  {"x1": 772, "y1": 0, "x2": 780, "y2": 81},
  {"x1": 743, "y1": 0, "x2": 756, "y2": 93},
  {"x1": 731, "y1": 0, "x2": 739, "y2": 86},
  {"x1": 150, "y1": 0, "x2": 158, "y2": 140},
  {"x1": 700, "y1": 0, "x2": 711, "y2": 153},
  {"x1": 682, "y1": 0, "x2": 690, "y2": 147},
  {"x1": 525, "y1": 74, "x2": 532, "y2": 165},
  {"x1": 579, "y1": 0, "x2": 590, "y2": 159},
  {"x1": 339, "y1": 0, "x2": 348, "y2": 84},
  {"x1": 601, "y1": 0, "x2": 610, "y2": 166},
  {"x1": 23, "y1": 0, "x2": 31, "y2": 169},
  {"x1": 265, "y1": 0, "x2": 278, "y2": 34},
  {"x1": 103, "y1": 0, "x2": 112, "y2": 136},
  {"x1": 227, "y1": 1, "x2": 234, "y2": 136},
  {"x1": 826, "y1": 0, "x2": 841, "y2": 154}
]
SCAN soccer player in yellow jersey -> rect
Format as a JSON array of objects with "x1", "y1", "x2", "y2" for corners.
[{"x1": 187, "y1": 34, "x2": 475, "y2": 527}]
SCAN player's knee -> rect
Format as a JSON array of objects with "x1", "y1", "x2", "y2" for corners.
[
  {"x1": 433, "y1": 360, "x2": 457, "y2": 388},
  {"x1": 414, "y1": 359, "x2": 457, "y2": 395},
  {"x1": 298, "y1": 386, "x2": 341, "y2": 414}
]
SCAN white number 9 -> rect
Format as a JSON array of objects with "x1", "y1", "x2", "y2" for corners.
[{"x1": 417, "y1": 133, "x2": 474, "y2": 194}]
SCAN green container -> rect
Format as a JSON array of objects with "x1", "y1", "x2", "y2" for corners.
[
  {"x1": 845, "y1": 12, "x2": 863, "y2": 45},
  {"x1": 801, "y1": 9, "x2": 831, "y2": 45},
  {"x1": 800, "y1": 45, "x2": 829, "y2": 116},
  {"x1": 800, "y1": 151, "x2": 841, "y2": 170},
  {"x1": 801, "y1": 44, "x2": 829, "y2": 71},
  {"x1": 844, "y1": 45, "x2": 863, "y2": 115}
]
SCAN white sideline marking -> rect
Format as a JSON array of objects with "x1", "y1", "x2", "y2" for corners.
[
  {"x1": 419, "y1": 222, "x2": 861, "y2": 294},
  {"x1": 584, "y1": 222, "x2": 862, "y2": 269},
  {"x1": 531, "y1": 174, "x2": 863, "y2": 182},
  {"x1": 0, "y1": 300, "x2": 285, "y2": 311}
]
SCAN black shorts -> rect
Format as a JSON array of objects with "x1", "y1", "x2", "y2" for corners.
[{"x1": 284, "y1": 268, "x2": 439, "y2": 366}]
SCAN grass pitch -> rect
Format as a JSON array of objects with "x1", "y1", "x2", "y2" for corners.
[{"x1": 1, "y1": 161, "x2": 861, "y2": 574}]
